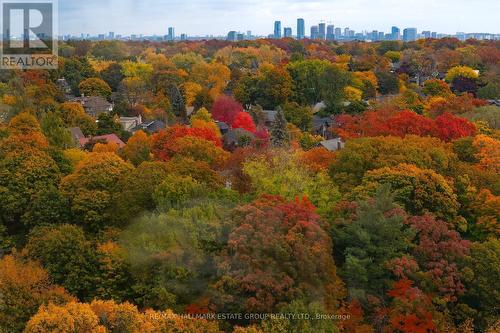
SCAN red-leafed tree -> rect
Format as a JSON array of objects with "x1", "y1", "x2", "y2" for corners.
[
  {"x1": 214, "y1": 195, "x2": 345, "y2": 313},
  {"x1": 385, "y1": 110, "x2": 435, "y2": 137},
  {"x1": 407, "y1": 214, "x2": 471, "y2": 302},
  {"x1": 333, "y1": 110, "x2": 476, "y2": 142},
  {"x1": 231, "y1": 112, "x2": 256, "y2": 133},
  {"x1": 151, "y1": 124, "x2": 222, "y2": 161},
  {"x1": 211, "y1": 95, "x2": 243, "y2": 124},
  {"x1": 433, "y1": 112, "x2": 476, "y2": 142},
  {"x1": 384, "y1": 279, "x2": 436, "y2": 333}
]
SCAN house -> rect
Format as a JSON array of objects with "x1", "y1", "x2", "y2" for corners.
[
  {"x1": 57, "y1": 78, "x2": 72, "y2": 94},
  {"x1": 79, "y1": 134, "x2": 126, "y2": 149},
  {"x1": 71, "y1": 96, "x2": 113, "y2": 118},
  {"x1": 69, "y1": 127, "x2": 125, "y2": 149},
  {"x1": 120, "y1": 115, "x2": 142, "y2": 132},
  {"x1": 319, "y1": 138, "x2": 345, "y2": 152},
  {"x1": 262, "y1": 110, "x2": 277, "y2": 127},
  {"x1": 312, "y1": 115, "x2": 334, "y2": 139},
  {"x1": 223, "y1": 128, "x2": 255, "y2": 150},
  {"x1": 132, "y1": 120, "x2": 166, "y2": 133},
  {"x1": 69, "y1": 127, "x2": 86, "y2": 146},
  {"x1": 216, "y1": 121, "x2": 229, "y2": 135}
]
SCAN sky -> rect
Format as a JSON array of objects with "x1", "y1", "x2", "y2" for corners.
[{"x1": 59, "y1": 0, "x2": 500, "y2": 36}]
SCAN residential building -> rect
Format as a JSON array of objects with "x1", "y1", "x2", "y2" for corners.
[
  {"x1": 297, "y1": 18, "x2": 305, "y2": 39},
  {"x1": 422, "y1": 30, "x2": 431, "y2": 39},
  {"x1": 119, "y1": 115, "x2": 142, "y2": 132},
  {"x1": 71, "y1": 96, "x2": 113, "y2": 118}
]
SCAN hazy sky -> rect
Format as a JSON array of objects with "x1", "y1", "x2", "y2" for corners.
[{"x1": 59, "y1": 0, "x2": 499, "y2": 36}]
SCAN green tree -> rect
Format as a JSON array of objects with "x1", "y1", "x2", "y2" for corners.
[
  {"x1": 60, "y1": 152, "x2": 133, "y2": 230},
  {"x1": 331, "y1": 186, "x2": 414, "y2": 303},
  {"x1": 282, "y1": 102, "x2": 313, "y2": 131},
  {"x1": 463, "y1": 238, "x2": 500, "y2": 331},
  {"x1": 24, "y1": 224, "x2": 99, "y2": 301},
  {"x1": 41, "y1": 112, "x2": 73, "y2": 149},
  {"x1": 79, "y1": 77, "x2": 112, "y2": 98}
]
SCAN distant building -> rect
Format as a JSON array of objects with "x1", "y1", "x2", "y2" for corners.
[
  {"x1": 274, "y1": 21, "x2": 282, "y2": 38},
  {"x1": 318, "y1": 23, "x2": 326, "y2": 40},
  {"x1": 311, "y1": 26, "x2": 319, "y2": 39},
  {"x1": 167, "y1": 27, "x2": 175, "y2": 41},
  {"x1": 334, "y1": 27, "x2": 342, "y2": 39},
  {"x1": 71, "y1": 96, "x2": 113, "y2": 118},
  {"x1": 326, "y1": 25, "x2": 335, "y2": 40},
  {"x1": 180, "y1": 33, "x2": 187, "y2": 41},
  {"x1": 108, "y1": 31, "x2": 114, "y2": 39},
  {"x1": 284, "y1": 27, "x2": 292, "y2": 38},
  {"x1": 371, "y1": 30, "x2": 378, "y2": 41},
  {"x1": 237, "y1": 33, "x2": 245, "y2": 41},
  {"x1": 297, "y1": 18, "x2": 305, "y2": 39},
  {"x1": 431, "y1": 32, "x2": 437, "y2": 38},
  {"x1": 378, "y1": 31, "x2": 385, "y2": 40},
  {"x1": 403, "y1": 28, "x2": 417, "y2": 42},
  {"x1": 422, "y1": 31, "x2": 431, "y2": 39},
  {"x1": 227, "y1": 31, "x2": 237, "y2": 41},
  {"x1": 344, "y1": 27, "x2": 350, "y2": 37},
  {"x1": 391, "y1": 26, "x2": 400, "y2": 40}
]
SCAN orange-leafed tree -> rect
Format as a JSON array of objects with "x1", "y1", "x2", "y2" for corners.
[
  {"x1": 0, "y1": 255, "x2": 74, "y2": 333},
  {"x1": 122, "y1": 130, "x2": 152, "y2": 166}
]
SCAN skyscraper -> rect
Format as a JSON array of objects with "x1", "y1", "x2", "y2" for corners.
[
  {"x1": 311, "y1": 26, "x2": 319, "y2": 39},
  {"x1": 391, "y1": 26, "x2": 400, "y2": 40},
  {"x1": 403, "y1": 28, "x2": 417, "y2": 42},
  {"x1": 284, "y1": 27, "x2": 292, "y2": 38},
  {"x1": 297, "y1": 18, "x2": 305, "y2": 39},
  {"x1": 227, "y1": 31, "x2": 237, "y2": 41},
  {"x1": 274, "y1": 21, "x2": 282, "y2": 39},
  {"x1": 167, "y1": 27, "x2": 175, "y2": 41},
  {"x1": 334, "y1": 27, "x2": 342, "y2": 39},
  {"x1": 318, "y1": 23, "x2": 326, "y2": 40},
  {"x1": 326, "y1": 25, "x2": 335, "y2": 40}
]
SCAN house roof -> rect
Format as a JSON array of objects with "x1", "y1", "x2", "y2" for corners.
[
  {"x1": 319, "y1": 138, "x2": 345, "y2": 152},
  {"x1": 224, "y1": 128, "x2": 255, "y2": 145},
  {"x1": 69, "y1": 127, "x2": 85, "y2": 140},
  {"x1": 71, "y1": 96, "x2": 112, "y2": 110},
  {"x1": 216, "y1": 121, "x2": 229, "y2": 131},
  {"x1": 262, "y1": 110, "x2": 277, "y2": 123},
  {"x1": 79, "y1": 134, "x2": 125, "y2": 148},
  {"x1": 132, "y1": 120, "x2": 165, "y2": 133}
]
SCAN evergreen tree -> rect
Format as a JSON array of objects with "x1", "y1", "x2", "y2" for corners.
[
  {"x1": 167, "y1": 84, "x2": 186, "y2": 122},
  {"x1": 271, "y1": 107, "x2": 289, "y2": 147}
]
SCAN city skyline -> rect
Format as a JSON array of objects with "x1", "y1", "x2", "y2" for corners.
[{"x1": 59, "y1": 0, "x2": 499, "y2": 37}]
